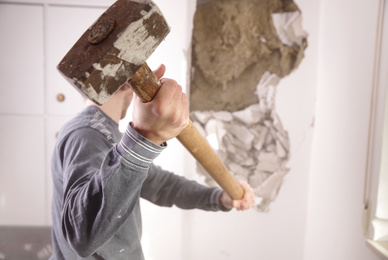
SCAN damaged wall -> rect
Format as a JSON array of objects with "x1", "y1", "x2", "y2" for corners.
[{"x1": 189, "y1": 0, "x2": 308, "y2": 211}]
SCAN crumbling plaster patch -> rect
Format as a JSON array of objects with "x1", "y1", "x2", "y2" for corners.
[{"x1": 190, "y1": 0, "x2": 308, "y2": 211}]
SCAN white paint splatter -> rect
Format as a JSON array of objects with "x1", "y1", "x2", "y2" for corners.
[
  {"x1": 81, "y1": 82, "x2": 112, "y2": 105},
  {"x1": 113, "y1": 4, "x2": 169, "y2": 65},
  {"x1": 37, "y1": 244, "x2": 52, "y2": 259},
  {"x1": 93, "y1": 62, "x2": 123, "y2": 79},
  {"x1": 24, "y1": 244, "x2": 32, "y2": 251}
]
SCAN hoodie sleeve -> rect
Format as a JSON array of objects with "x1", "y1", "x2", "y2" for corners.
[{"x1": 60, "y1": 125, "x2": 165, "y2": 257}]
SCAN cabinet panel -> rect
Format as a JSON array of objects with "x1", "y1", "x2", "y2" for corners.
[
  {"x1": 0, "y1": 4, "x2": 44, "y2": 115},
  {"x1": 0, "y1": 116, "x2": 45, "y2": 225},
  {"x1": 46, "y1": 6, "x2": 107, "y2": 116}
]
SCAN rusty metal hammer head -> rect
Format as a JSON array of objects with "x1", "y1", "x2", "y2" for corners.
[{"x1": 57, "y1": 0, "x2": 170, "y2": 105}]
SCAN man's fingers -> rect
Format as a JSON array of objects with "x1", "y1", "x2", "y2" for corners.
[
  {"x1": 157, "y1": 78, "x2": 179, "y2": 102},
  {"x1": 234, "y1": 180, "x2": 256, "y2": 210},
  {"x1": 153, "y1": 64, "x2": 166, "y2": 80}
]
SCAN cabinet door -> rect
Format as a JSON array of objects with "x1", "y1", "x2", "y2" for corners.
[
  {"x1": 45, "y1": 6, "x2": 107, "y2": 116},
  {"x1": 0, "y1": 116, "x2": 45, "y2": 225},
  {"x1": 0, "y1": 4, "x2": 44, "y2": 115}
]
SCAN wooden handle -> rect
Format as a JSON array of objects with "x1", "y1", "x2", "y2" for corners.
[
  {"x1": 129, "y1": 62, "x2": 244, "y2": 200},
  {"x1": 177, "y1": 121, "x2": 244, "y2": 199}
]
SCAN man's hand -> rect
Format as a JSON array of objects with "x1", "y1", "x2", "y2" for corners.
[
  {"x1": 220, "y1": 180, "x2": 256, "y2": 211},
  {"x1": 131, "y1": 64, "x2": 189, "y2": 145}
]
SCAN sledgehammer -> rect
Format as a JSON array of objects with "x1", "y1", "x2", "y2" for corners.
[{"x1": 57, "y1": 0, "x2": 243, "y2": 200}]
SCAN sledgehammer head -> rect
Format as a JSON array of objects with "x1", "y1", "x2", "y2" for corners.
[{"x1": 57, "y1": 0, "x2": 170, "y2": 105}]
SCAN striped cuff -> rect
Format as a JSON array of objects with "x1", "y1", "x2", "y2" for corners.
[
  {"x1": 210, "y1": 188, "x2": 231, "y2": 212},
  {"x1": 117, "y1": 122, "x2": 166, "y2": 168}
]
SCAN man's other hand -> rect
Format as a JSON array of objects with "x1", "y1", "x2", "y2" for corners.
[{"x1": 220, "y1": 180, "x2": 256, "y2": 211}]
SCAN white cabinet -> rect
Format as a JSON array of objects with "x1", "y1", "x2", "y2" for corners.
[
  {"x1": 0, "y1": 116, "x2": 45, "y2": 225},
  {"x1": 0, "y1": 4, "x2": 44, "y2": 115},
  {"x1": 0, "y1": 3, "x2": 46, "y2": 226},
  {"x1": 0, "y1": 3, "x2": 107, "y2": 226}
]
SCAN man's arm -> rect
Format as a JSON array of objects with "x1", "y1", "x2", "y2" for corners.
[
  {"x1": 134, "y1": 65, "x2": 255, "y2": 211},
  {"x1": 140, "y1": 164, "x2": 255, "y2": 211},
  {"x1": 60, "y1": 126, "x2": 164, "y2": 257},
  {"x1": 140, "y1": 164, "x2": 229, "y2": 211}
]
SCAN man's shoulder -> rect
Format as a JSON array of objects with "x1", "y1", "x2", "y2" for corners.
[
  {"x1": 59, "y1": 107, "x2": 95, "y2": 136},
  {"x1": 58, "y1": 106, "x2": 117, "y2": 144}
]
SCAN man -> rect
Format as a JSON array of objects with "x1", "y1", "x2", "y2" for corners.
[{"x1": 50, "y1": 64, "x2": 255, "y2": 259}]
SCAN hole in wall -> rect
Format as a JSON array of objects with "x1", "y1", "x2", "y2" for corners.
[{"x1": 189, "y1": 0, "x2": 308, "y2": 212}]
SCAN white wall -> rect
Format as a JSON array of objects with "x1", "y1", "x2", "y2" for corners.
[
  {"x1": 181, "y1": 0, "x2": 385, "y2": 259},
  {"x1": 304, "y1": 0, "x2": 383, "y2": 259}
]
